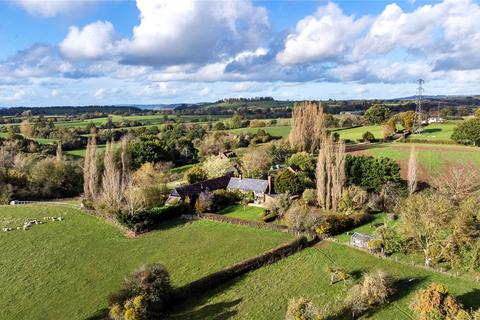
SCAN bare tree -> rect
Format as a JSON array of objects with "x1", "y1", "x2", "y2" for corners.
[
  {"x1": 432, "y1": 166, "x2": 480, "y2": 203},
  {"x1": 316, "y1": 134, "x2": 346, "y2": 211},
  {"x1": 101, "y1": 141, "x2": 122, "y2": 212},
  {"x1": 289, "y1": 101, "x2": 325, "y2": 153},
  {"x1": 56, "y1": 142, "x2": 63, "y2": 162},
  {"x1": 83, "y1": 136, "x2": 99, "y2": 200},
  {"x1": 407, "y1": 146, "x2": 418, "y2": 194}
]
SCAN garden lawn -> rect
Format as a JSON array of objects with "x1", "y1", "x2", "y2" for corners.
[
  {"x1": 218, "y1": 204, "x2": 265, "y2": 222},
  {"x1": 0, "y1": 205, "x2": 292, "y2": 320},
  {"x1": 169, "y1": 242, "x2": 480, "y2": 320},
  {"x1": 349, "y1": 142, "x2": 480, "y2": 181}
]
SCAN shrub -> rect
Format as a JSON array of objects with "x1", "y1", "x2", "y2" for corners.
[
  {"x1": 266, "y1": 193, "x2": 292, "y2": 219},
  {"x1": 275, "y1": 169, "x2": 304, "y2": 195},
  {"x1": 410, "y1": 283, "x2": 462, "y2": 320},
  {"x1": 285, "y1": 297, "x2": 322, "y2": 320},
  {"x1": 212, "y1": 189, "x2": 241, "y2": 211},
  {"x1": 116, "y1": 203, "x2": 189, "y2": 232},
  {"x1": 284, "y1": 203, "x2": 323, "y2": 232},
  {"x1": 348, "y1": 270, "x2": 394, "y2": 317},
  {"x1": 338, "y1": 186, "x2": 368, "y2": 214},
  {"x1": 185, "y1": 166, "x2": 207, "y2": 184},
  {"x1": 108, "y1": 263, "x2": 173, "y2": 319},
  {"x1": 362, "y1": 131, "x2": 376, "y2": 142},
  {"x1": 374, "y1": 226, "x2": 404, "y2": 255},
  {"x1": 315, "y1": 213, "x2": 371, "y2": 236},
  {"x1": 195, "y1": 190, "x2": 214, "y2": 213},
  {"x1": 302, "y1": 189, "x2": 317, "y2": 206}
]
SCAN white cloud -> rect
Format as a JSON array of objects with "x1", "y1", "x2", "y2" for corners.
[
  {"x1": 277, "y1": 2, "x2": 370, "y2": 65},
  {"x1": 51, "y1": 89, "x2": 60, "y2": 97},
  {"x1": 94, "y1": 88, "x2": 106, "y2": 98},
  {"x1": 60, "y1": 21, "x2": 115, "y2": 60},
  {"x1": 13, "y1": 0, "x2": 93, "y2": 17},
  {"x1": 199, "y1": 87, "x2": 211, "y2": 96},
  {"x1": 118, "y1": 0, "x2": 269, "y2": 66}
]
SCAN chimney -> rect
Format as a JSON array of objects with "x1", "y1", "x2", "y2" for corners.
[{"x1": 267, "y1": 176, "x2": 272, "y2": 194}]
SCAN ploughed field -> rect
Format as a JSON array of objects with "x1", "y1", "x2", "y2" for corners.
[{"x1": 0, "y1": 205, "x2": 292, "y2": 320}]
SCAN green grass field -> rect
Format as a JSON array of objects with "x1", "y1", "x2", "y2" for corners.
[
  {"x1": 351, "y1": 143, "x2": 480, "y2": 180},
  {"x1": 64, "y1": 144, "x2": 107, "y2": 158},
  {"x1": 409, "y1": 122, "x2": 458, "y2": 141},
  {"x1": 169, "y1": 242, "x2": 480, "y2": 319},
  {"x1": 0, "y1": 205, "x2": 292, "y2": 320},
  {"x1": 226, "y1": 125, "x2": 291, "y2": 138},
  {"x1": 218, "y1": 204, "x2": 265, "y2": 222},
  {"x1": 333, "y1": 125, "x2": 384, "y2": 140}
]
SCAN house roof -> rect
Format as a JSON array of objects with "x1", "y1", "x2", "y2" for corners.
[
  {"x1": 171, "y1": 175, "x2": 231, "y2": 199},
  {"x1": 227, "y1": 177, "x2": 269, "y2": 193}
]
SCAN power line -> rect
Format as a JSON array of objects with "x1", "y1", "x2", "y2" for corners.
[{"x1": 414, "y1": 79, "x2": 424, "y2": 133}]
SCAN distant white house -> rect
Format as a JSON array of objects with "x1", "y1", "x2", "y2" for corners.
[{"x1": 426, "y1": 116, "x2": 445, "y2": 124}]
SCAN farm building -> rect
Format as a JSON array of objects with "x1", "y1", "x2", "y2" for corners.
[
  {"x1": 350, "y1": 232, "x2": 375, "y2": 249},
  {"x1": 166, "y1": 175, "x2": 232, "y2": 204},
  {"x1": 227, "y1": 176, "x2": 271, "y2": 203}
]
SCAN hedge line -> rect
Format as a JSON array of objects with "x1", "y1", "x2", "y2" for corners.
[
  {"x1": 116, "y1": 203, "x2": 191, "y2": 233},
  {"x1": 175, "y1": 236, "x2": 308, "y2": 299},
  {"x1": 200, "y1": 213, "x2": 290, "y2": 233},
  {"x1": 404, "y1": 138, "x2": 457, "y2": 145}
]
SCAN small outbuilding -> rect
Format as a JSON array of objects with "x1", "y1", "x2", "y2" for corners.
[{"x1": 350, "y1": 232, "x2": 375, "y2": 249}]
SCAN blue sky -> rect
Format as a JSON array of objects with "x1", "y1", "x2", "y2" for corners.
[{"x1": 1, "y1": 0, "x2": 480, "y2": 107}]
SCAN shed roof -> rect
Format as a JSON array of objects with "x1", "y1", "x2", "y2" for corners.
[
  {"x1": 227, "y1": 177, "x2": 269, "y2": 193},
  {"x1": 171, "y1": 175, "x2": 231, "y2": 199},
  {"x1": 351, "y1": 232, "x2": 375, "y2": 243}
]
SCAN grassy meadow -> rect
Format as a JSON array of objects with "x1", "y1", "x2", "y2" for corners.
[
  {"x1": 169, "y1": 243, "x2": 480, "y2": 320},
  {"x1": 0, "y1": 205, "x2": 292, "y2": 320},
  {"x1": 350, "y1": 143, "x2": 480, "y2": 181}
]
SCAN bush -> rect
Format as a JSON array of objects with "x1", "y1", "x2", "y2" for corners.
[
  {"x1": 195, "y1": 190, "x2": 214, "y2": 213},
  {"x1": 315, "y1": 212, "x2": 371, "y2": 236},
  {"x1": 362, "y1": 131, "x2": 376, "y2": 142},
  {"x1": 348, "y1": 270, "x2": 394, "y2": 317},
  {"x1": 345, "y1": 155, "x2": 401, "y2": 192},
  {"x1": 374, "y1": 226, "x2": 403, "y2": 255},
  {"x1": 266, "y1": 193, "x2": 292, "y2": 219},
  {"x1": 338, "y1": 186, "x2": 368, "y2": 214},
  {"x1": 302, "y1": 189, "x2": 317, "y2": 206},
  {"x1": 108, "y1": 263, "x2": 173, "y2": 319},
  {"x1": 116, "y1": 203, "x2": 189, "y2": 232},
  {"x1": 410, "y1": 283, "x2": 462, "y2": 320},
  {"x1": 185, "y1": 166, "x2": 207, "y2": 184},
  {"x1": 212, "y1": 189, "x2": 242, "y2": 211},
  {"x1": 275, "y1": 169, "x2": 304, "y2": 195},
  {"x1": 285, "y1": 297, "x2": 322, "y2": 320},
  {"x1": 284, "y1": 203, "x2": 323, "y2": 232}
]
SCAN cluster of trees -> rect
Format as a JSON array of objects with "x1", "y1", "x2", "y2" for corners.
[
  {"x1": 82, "y1": 137, "x2": 169, "y2": 217},
  {"x1": 0, "y1": 139, "x2": 82, "y2": 202}
]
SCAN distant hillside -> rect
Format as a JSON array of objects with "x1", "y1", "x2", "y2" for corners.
[{"x1": 0, "y1": 106, "x2": 144, "y2": 116}]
